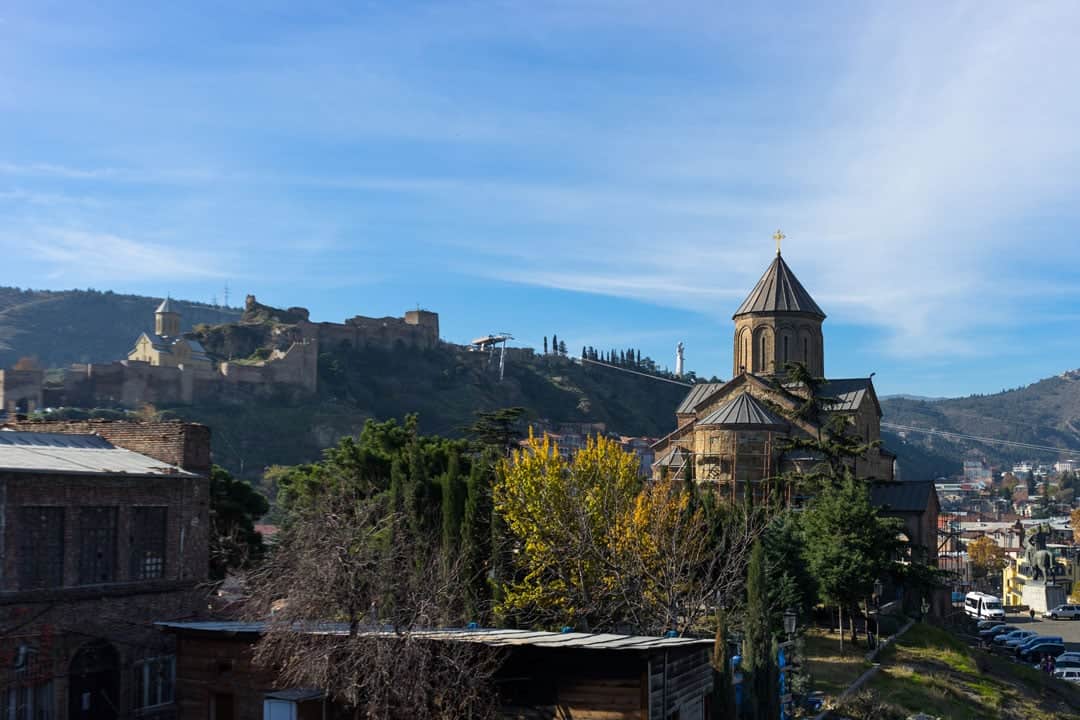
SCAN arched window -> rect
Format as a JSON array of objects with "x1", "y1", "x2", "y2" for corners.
[
  {"x1": 760, "y1": 335, "x2": 767, "y2": 372},
  {"x1": 783, "y1": 336, "x2": 789, "y2": 364},
  {"x1": 803, "y1": 337, "x2": 809, "y2": 362}
]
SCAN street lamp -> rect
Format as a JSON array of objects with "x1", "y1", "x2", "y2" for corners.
[
  {"x1": 873, "y1": 579, "x2": 884, "y2": 603},
  {"x1": 783, "y1": 608, "x2": 797, "y2": 637}
]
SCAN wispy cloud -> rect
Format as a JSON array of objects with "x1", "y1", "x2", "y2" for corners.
[{"x1": 24, "y1": 229, "x2": 229, "y2": 281}]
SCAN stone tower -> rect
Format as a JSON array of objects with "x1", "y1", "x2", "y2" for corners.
[
  {"x1": 155, "y1": 297, "x2": 181, "y2": 337},
  {"x1": 731, "y1": 245, "x2": 826, "y2": 378}
]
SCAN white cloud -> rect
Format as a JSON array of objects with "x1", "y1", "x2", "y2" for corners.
[{"x1": 25, "y1": 229, "x2": 228, "y2": 281}]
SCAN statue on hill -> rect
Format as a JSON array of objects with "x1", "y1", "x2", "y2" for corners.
[{"x1": 1022, "y1": 523, "x2": 1055, "y2": 582}]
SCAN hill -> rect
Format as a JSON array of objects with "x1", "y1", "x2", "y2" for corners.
[
  {"x1": 0, "y1": 286, "x2": 239, "y2": 367},
  {"x1": 164, "y1": 344, "x2": 686, "y2": 477},
  {"x1": 881, "y1": 372, "x2": 1080, "y2": 478}
]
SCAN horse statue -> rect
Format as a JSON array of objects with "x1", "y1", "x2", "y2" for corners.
[{"x1": 1022, "y1": 523, "x2": 1055, "y2": 583}]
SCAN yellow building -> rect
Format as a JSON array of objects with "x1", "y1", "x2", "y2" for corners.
[
  {"x1": 128, "y1": 298, "x2": 212, "y2": 368},
  {"x1": 1002, "y1": 551, "x2": 1079, "y2": 606}
]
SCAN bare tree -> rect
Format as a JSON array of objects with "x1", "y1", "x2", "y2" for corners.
[{"x1": 244, "y1": 485, "x2": 503, "y2": 720}]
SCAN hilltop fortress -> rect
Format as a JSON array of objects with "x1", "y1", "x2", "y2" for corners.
[{"x1": 0, "y1": 295, "x2": 439, "y2": 414}]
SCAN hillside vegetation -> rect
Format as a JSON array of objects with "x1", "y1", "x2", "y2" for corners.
[
  {"x1": 881, "y1": 372, "x2": 1080, "y2": 477},
  {"x1": 0, "y1": 286, "x2": 239, "y2": 367},
  {"x1": 167, "y1": 343, "x2": 686, "y2": 478}
]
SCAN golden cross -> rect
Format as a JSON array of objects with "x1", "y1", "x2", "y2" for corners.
[{"x1": 773, "y1": 229, "x2": 785, "y2": 255}]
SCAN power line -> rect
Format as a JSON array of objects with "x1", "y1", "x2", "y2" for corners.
[
  {"x1": 882, "y1": 422, "x2": 1080, "y2": 458},
  {"x1": 579, "y1": 357, "x2": 694, "y2": 387}
]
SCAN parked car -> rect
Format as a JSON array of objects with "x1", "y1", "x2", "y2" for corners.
[
  {"x1": 1018, "y1": 641, "x2": 1065, "y2": 662},
  {"x1": 979, "y1": 623, "x2": 1014, "y2": 640},
  {"x1": 1057, "y1": 652, "x2": 1080, "y2": 664},
  {"x1": 1044, "y1": 604, "x2": 1080, "y2": 620},
  {"x1": 1016, "y1": 635, "x2": 1063, "y2": 653},
  {"x1": 1054, "y1": 668, "x2": 1080, "y2": 684},
  {"x1": 976, "y1": 618, "x2": 1004, "y2": 631},
  {"x1": 996, "y1": 630, "x2": 1037, "y2": 647}
]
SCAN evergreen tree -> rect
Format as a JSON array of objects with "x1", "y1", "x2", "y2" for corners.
[
  {"x1": 441, "y1": 450, "x2": 465, "y2": 560},
  {"x1": 581, "y1": 345, "x2": 586, "y2": 360},
  {"x1": 461, "y1": 452, "x2": 494, "y2": 621},
  {"x1": 1026, "y1": 470, "x2": 1036, "y2": 495},
  {"x1": 743, "y1": 540, "x2": 773, "y2": 719},
  {"x1": 558, "y1": 340, "x2": 567, "y2": 356},
  {"x1": 711, "y1": 609, "x2": 736, "y2": 719},
  {"x1": 552, "y1": 334, "x2": 558, "y2": 355},
  {"x1": 543, "y1": 336, "x2": 548, "y2": 354},
  {"x1": 636, "y1": 349, "x2": 641, "y2": 367}
]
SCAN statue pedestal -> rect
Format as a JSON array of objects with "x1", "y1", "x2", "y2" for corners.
[{"x1": 1022, "y1": 583, "x2": 1066, "y2": 614}]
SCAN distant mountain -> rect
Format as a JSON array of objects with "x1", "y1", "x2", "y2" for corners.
[
  {"x1": 0, "y1": 286, "x2": 239, "y2": 368},
  {"x1": 880, "y1": 393, "x2": 948, "y2": 402},
  {"x1": 881, "y1": 372, "x2": 1080, "y2": 478}
]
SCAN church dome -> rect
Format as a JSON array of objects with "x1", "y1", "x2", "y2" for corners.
[
  {"x1": 733, "y1": 254, "x2": 825, "y2": 319},
  {"x1": 698, "y1": 393, "x2": 788, "y2": 431}
]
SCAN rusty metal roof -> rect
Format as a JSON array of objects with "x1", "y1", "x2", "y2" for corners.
[
  {"x1": 733, "y1": 254, "x2": 825, "y2": 319},
  {"x1": 698, "y1": 393, "x2": 788, "y2": 430},
  {"x1": 155, "y1": 622, "x2": 714, "y2": 651}
]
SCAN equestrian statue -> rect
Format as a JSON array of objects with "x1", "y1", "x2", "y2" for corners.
[{"x1": 1022, "y1": 523, "x2": 1056, "y2": 583}]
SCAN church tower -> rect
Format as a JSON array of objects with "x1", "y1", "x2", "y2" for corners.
[
  {"x1": 155, "y1": 297, "x2": 181, "y2": 337},
  {"x1": 732, "y1": 232, "x2": 826, "y2": 378}
]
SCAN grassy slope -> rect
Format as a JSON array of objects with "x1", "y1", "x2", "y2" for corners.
[
  {"x1": 802, "y1": 630, "x2": 872, "y2": 699},
  {"x1": 852, "y1": 623, "x2": 1080, "y2": 719}
]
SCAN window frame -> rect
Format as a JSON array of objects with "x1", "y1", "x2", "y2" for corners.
[
  {"x1": 78, "y1": 506, "x2": 119, "y2": 585},
  {"x1": 18, "y1": 507, "x2": 65, "y2": 590},
  {"x1": 133, "y1": 655, "x2": 176, "y2": 711},
  {"x1": 129, "y1": 507, "x2": 168, "y2": 581}
]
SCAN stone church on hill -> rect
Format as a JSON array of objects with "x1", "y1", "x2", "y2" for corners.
[{"x1": 651, "y1": 244, "x2": 896, "y2": 497}]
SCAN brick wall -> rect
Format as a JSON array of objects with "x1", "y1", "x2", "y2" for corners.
[{"x1": 3, "y1": 419, "x2": 212, "y2": 476}]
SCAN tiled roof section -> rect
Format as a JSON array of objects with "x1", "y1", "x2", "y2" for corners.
[
  {"x1": 870, "y1": 480, "x2": 934, "y2": 514},
  {"x1": 155, "y1": 622, "x2": 714, "y2": 651},
  {"x1": 698, "y1": 393, "x2": 788, "y2": 430},
  {"x1": 733, "y1": 254, "x2": 825, "y2": 319},
  {"x1": 0, "y1": 430, "x2": 193, "y2": 476},
  {"x1": 675, "y1": 383, "x2": 723, "y2": 414}
]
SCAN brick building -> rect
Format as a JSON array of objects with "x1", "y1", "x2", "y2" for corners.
[{"x1": 0, "y1": 421, "x2": 211, "y2": 720}]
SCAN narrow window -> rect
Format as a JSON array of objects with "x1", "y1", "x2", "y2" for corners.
[
  {"x1": 19, "y1": 508, "x2": 64, "y2": 589},
  {"x1": 760, "y1": 336, "x2": 767, "y2": 372},
  {"x1": 79, "y1": 507, "x2": 118, "y2": 585},
  {"x1": 783, "y1": 336, "x2": 789, "y2": 364},
  {"x1": 803, "y1": 337, "x2": 809, "y2": 361},
  {"x1": 3, "y1": 678, "x2": 53, "y2": 720},
  {"x1": 135, "y1": 656, "x2": 176, "y2": 709},
  {"x1": 130, "y1": 507, "x2": 167, "y2": 580}
]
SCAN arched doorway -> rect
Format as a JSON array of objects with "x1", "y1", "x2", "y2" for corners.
[{"x1": 69, "y1": 642, "x2": 120, "y2": 720}]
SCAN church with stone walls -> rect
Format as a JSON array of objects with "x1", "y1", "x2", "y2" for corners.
[{"x1": 651, "y1": 242, "x2": 897, "y2": 498}]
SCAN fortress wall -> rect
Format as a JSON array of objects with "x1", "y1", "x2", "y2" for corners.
[{"x1": 0, "y1": 369, "x2": 45, "y2": 414}]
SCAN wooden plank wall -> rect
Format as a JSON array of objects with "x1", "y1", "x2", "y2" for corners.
[{"x1": 647, "y1": 648, "x2": 712, "y2": 719}]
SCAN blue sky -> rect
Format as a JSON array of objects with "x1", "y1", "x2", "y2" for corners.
[{"x1": 3, "y1": 1, "x2": 1080, "y2": 398}]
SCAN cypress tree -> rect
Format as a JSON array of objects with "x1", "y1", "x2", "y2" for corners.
[
  {"x1": 441, "y1": 450, "x2": 465, "y2": 559},
  {"x1": 461, "y1": 453, "x2": 493, "y2": 621},
  {"x1": 744, "y1": 540, "x2": 773, "y2": 719},
  {"x1": 543, "y1": 336, "x2": 548, "y2": 354},
  {"x1": 581, "y1": 345, "x2": 586, "y2": 360},
  {"x1": 552, "y1": 334, "x2": 558, "y2": 355},
  {"x1": 711, "y1": 609, "x2": 736, "y2": 720}
]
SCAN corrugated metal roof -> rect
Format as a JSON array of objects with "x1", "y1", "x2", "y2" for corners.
[
  {"x1": 698, "y1": 393, "x2": 788, "y2": 430},
  {"x1": 155, "y1": 622, "x2": 713, "y2": 651},
  {"x1": 653, "y1": 447, "x2": 690, "y2": 469},
  {"x1": 733, "y1": 254, "x2": 825, "y2": 319},
  {"x1": 675, "y1": 383, "x2": 723, "y2": 414},
  {"x1": 783, "y1": 378, "x2": 873, "y2": 413},
  {"x1": 0, "y1": 430, "x2": 194, "y2": 476}
]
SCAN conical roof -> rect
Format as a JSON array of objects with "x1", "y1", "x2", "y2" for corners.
[
  {"x1": 156, "y1": 297, "x2": 177, "y2": 314},
  {"x1": 733, "y1": 253, "x2": 825, "y2": 319},
  {"x1": 698, "y1": 393, "x2": 788, "y2": 431}
]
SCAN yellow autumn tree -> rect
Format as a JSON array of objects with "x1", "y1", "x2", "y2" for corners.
[
  {"x1": 495, "y1": 433, "x2": 756, "y2": 635},
  {"x1": 1071, "y1": 507, "x2": 1080, "y2": 543},
  {"x1": 967, "y1": 535, "x2": 1008, "y2": 588},
  {"x1": 493, "y1": 431, "x2": 641, "y2": 631}
]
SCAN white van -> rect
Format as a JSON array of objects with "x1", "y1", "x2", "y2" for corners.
[
  {"x1": 1054, "y1": 668, "x2": 1080, "y2": 684},
  {"x1": 964, "y1": 592, "x2": 1005, "y2": 620}
]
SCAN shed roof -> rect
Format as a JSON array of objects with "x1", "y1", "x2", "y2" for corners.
[
  {"x1": 733, "y1": 254, "x2": 825, "y2": 319},
  {"x1": 870, "y1": 481, "x2": 935, "y2": 514},
  {"x1": 0, "y1": 430, "x2": 194, "y2": 476},
  {"x1": 698, "y1": 393, "x2": 788, "y2": 431},
  {"x1": 155, "y1": 622, "x2": 713, "y2": 652}
]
